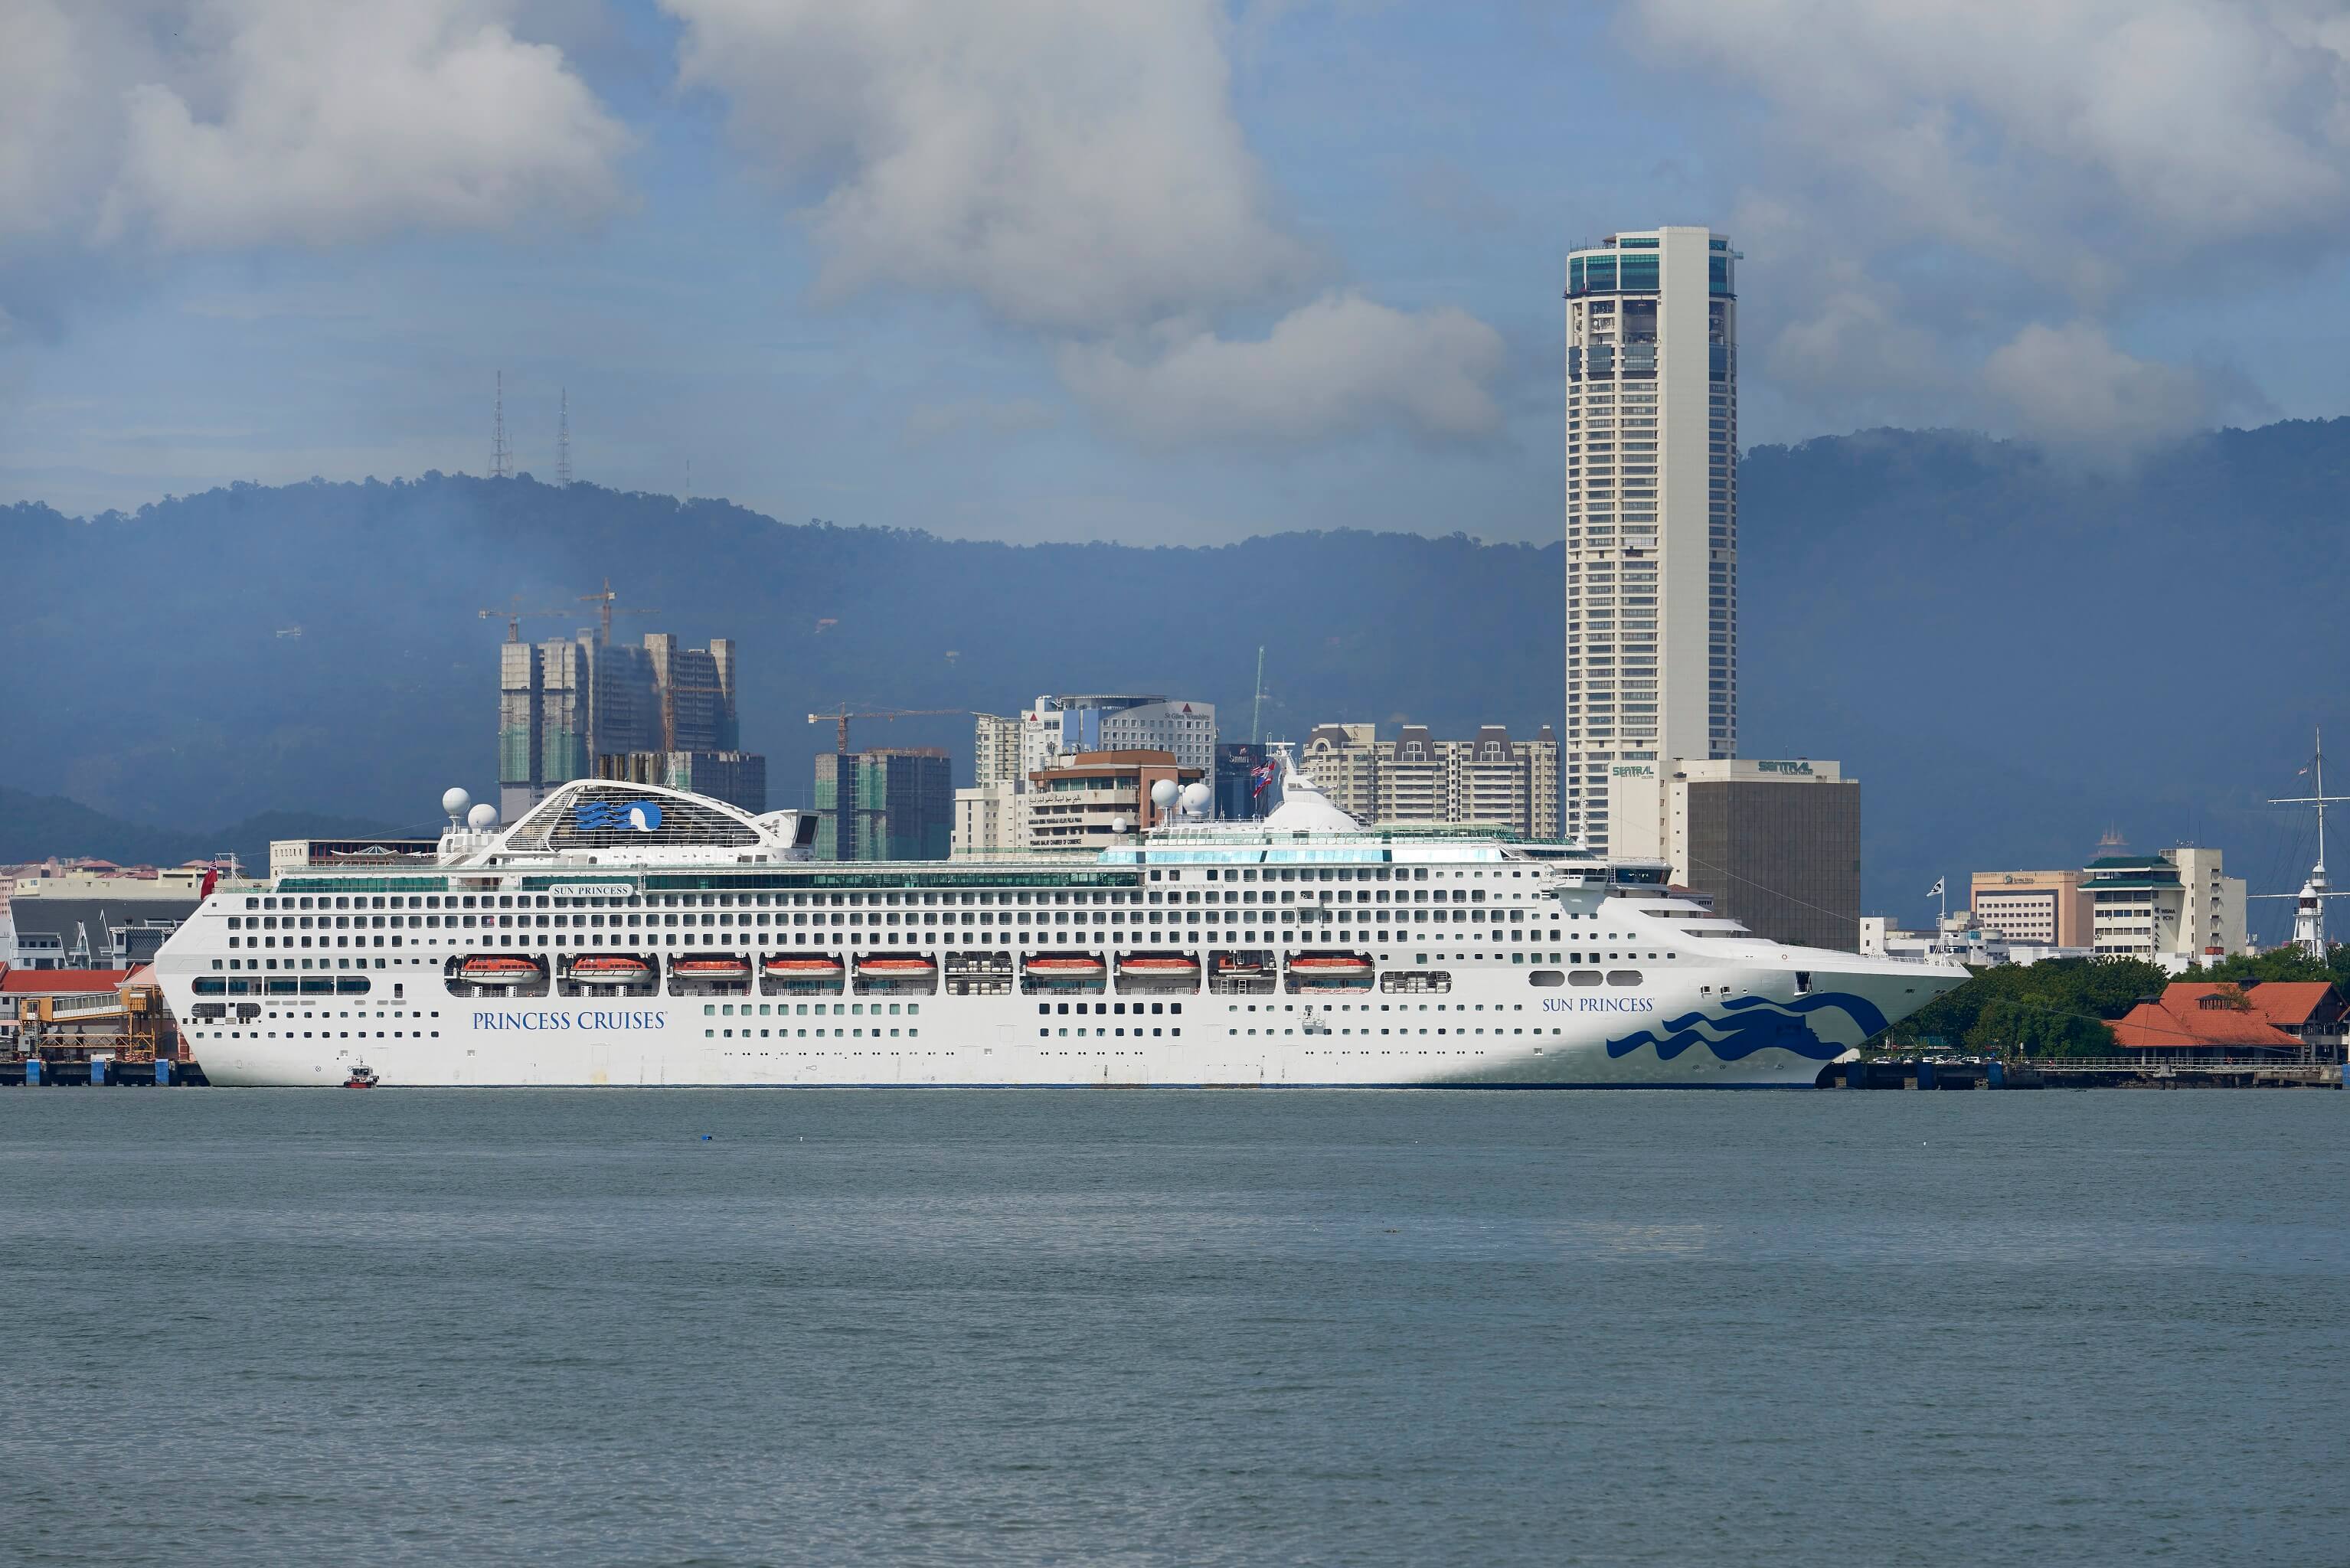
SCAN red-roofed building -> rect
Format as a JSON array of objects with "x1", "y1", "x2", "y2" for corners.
[
  {"x1": 2111, "y1": 981, "x2": 2345, "y2": 1061},
  {"x1": 2238, "y1": 982, "x2": 2348, "y2": 1059}
]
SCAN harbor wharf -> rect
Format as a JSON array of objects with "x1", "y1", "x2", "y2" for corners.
[
  {"x1": 1, "y1": 1059, "x2": 208, "y2": 1087},
  {"x1": 1833, "y1": 1058, "x2": 2344, "y2": 1090}
]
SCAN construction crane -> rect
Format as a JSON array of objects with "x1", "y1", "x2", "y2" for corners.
[
  {"x1": 478, "y1": 599, "x2": 577, "y2": 642},
  {"x1": 809, "y1": 706, "x2": 970, "y2": 753},
  {"x1": 579, "y1": 578, "x2": 660, "y2": 645}
]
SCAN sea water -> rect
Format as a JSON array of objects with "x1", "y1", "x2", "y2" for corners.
[{"x1": 2, "y1": 1089, "x2": 2343, "y2": 1566}]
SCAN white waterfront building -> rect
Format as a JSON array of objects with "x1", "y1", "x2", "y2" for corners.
[
  {"x1": 960, "y1": 695, "x2": 1219, "y2": 854},
  {"x1": 1565, "y1": 225, "x2": 1738, "y2": 854},
  {"x1": 152, "y1": 766, "x2": 1963, "y2": 1089}
]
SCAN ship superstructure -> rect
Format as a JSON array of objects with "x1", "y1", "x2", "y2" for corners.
[{"x1": 151, "y1": 766, "x2": 1965, "y2": 1087}]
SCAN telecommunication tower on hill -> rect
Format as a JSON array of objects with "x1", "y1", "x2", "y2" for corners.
[
  {"x1": 556, "y1": 388, "x2": 573, "y2": 487},
  {"x1": 490, "y1": 370, "x2": 514, "y2": 480}
]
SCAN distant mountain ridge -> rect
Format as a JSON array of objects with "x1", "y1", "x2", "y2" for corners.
[
  {"x1": 5, "y1": 416, "x2": 2345, "y2": 935},
  {"x1": 0, "y1": 788, "x2": 424, "y2": 877}
]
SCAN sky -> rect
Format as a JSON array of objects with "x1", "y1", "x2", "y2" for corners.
[{"x1": 3, "y1": 0, "x2": 2348, "y2": 543}]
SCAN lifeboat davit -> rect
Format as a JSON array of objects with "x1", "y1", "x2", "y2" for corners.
[
  {"x1": 672, "y1": 955, "x2": 751, "y2": 978},
  {"x1": 568, "y1": 954, "x2": 652, "y2": 985},
  {"x1": 459, "y1": 956, "x2": 544, "y2": 986}
]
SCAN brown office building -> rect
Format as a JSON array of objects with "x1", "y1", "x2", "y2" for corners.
[{"x1": 1612, "y1": 758, "x2": 1860, "y2": 951}]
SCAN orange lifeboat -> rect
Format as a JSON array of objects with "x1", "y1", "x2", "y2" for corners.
[
  {"x1": 1287, "y1": 952, "x2": 1374, "y2": 985},
  {"x1": 855, "y1": 954, "x2": 937, "y2": 973},
  {"x1": 459, "y1": 956, "x2": 544, "y2": 986},
  {"x1": 1025, "y1": 955, "x2": 1106, "y2": 974},
  {"x1": 763, "y1": 955, "x2": 845, "y2": 975},
  {"x1": 568, "y1": 954, "x2": 652, "y2": 985},
  {"x1": 673, "y1": 956, "x2": 751, "y2": 979},
  {"x1": 1117, "y1": 953, "x2": 1200, "y2": 973}
]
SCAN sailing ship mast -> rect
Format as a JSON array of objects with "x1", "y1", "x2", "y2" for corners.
[{"x1": 2263, "y1": 728, "x2": 2350, "y2": 959}]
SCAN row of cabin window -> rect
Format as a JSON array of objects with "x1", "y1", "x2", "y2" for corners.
[
  {"x1": 228, "y1": 887, "x2": 1541, "y2": 931},
  {"x1": 240, "y1": 866, "x2": 1538, "y2": 915}
]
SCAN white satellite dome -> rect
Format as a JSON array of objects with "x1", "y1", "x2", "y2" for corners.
[
  {"x1": 441, "y1": 786, "x2": 471, "y2": 821},
  {"x1": 1149, "y1": 779, "x2": 1181, "y2": 811},
  {"x1": 1178, "y1": 780, "x2": 1212, "y2": 816},
  {"x1": 1110, "y1": 815, "x2": 1132, "y2": 835},
  {"x1": 466, "y1": 802, "x2": 499, "y2": 831}
]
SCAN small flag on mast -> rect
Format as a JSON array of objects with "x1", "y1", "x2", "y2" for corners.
[{"x1": 1926, "y1": 876, "x2": 1945, "y2": 898}]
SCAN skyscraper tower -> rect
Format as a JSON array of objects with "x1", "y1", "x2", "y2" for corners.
[
  {"x1": 1562, "y1": 226, "x2": 1738, "y2": 852},
  {"x1": 490, "y1": 369, "x2": 513, "y2": 480},
  {"x1": 556, "y1": 387, "x2": 573, "y2": 487}
]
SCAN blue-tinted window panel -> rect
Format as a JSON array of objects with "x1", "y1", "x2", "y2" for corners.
[
  {"x1": 1710, "y1": 256, "x2": 1734, "y2": 296},
  {"x1": 1619, "y1": 237, "x2": 1659, "y2": 249},
  {"x1": 1570, "y1": 256, "x2": 1584, "y2": 295},
  {"x1": 1585, "y1": 258, "x2": 1616, "y2": 292},
  {"x1": 1620, "y1": 257, "x2": 1659, "y2": 291}
]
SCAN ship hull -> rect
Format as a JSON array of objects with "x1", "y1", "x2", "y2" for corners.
[{"x1": 184, "y1": 963, "x2": 1927, "y2": 1089}]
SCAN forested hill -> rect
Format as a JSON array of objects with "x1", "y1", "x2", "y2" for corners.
[
  {"x1": 0, "y1": 788, "x2": 422, "y2": 879},
  {"x1": 5, "y1": 415, "x2": 2347, "y2": 932}
]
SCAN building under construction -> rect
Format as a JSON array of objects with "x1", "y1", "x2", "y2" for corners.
[
  {"x1": 593, "y1": 750, "x2": 766, "y2": 814},
  {"x1": 496, "y1": 610, "x2": 751, "y2": 820},
  {"x1": 813, "y1": 749, "x2": 953, "y2": 861}
]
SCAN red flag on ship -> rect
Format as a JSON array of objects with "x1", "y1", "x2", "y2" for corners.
[{"x1": 199, "y1": 865, "x2": 220, "y2": 899}]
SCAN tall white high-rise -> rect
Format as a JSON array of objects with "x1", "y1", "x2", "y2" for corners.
[{"x1": 1563, "y1": 225, "x2": 1738, "y2": 853}]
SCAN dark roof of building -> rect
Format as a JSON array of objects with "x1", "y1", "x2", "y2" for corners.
[{"x1": 5, "y1": 896, "x2": 197, "y2": 952}]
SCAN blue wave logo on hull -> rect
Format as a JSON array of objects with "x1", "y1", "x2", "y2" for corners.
[
  {"x1": 574, "y1": 799, "x2": 662, "y2": 833},
  {"x1": 1605, "y1": 991, "x2": 1890, "y2": 1063}
]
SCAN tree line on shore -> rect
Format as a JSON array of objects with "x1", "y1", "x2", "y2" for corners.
[{"x1": 1874, "y1": 948, "x2": 2350, "y2": 1057}]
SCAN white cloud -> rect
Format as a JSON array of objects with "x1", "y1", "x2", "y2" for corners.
[
  {"x1": 1982, "y1": 322, "x2": 2214, "y2": 446},
  {"x1": 0, "y1": 0, "x2": 629, "y2": 258},
  {"x1": 667, "y1": 2, "x2": 1508, "y2": 449},
  {"x1": 1766, "y1": 279, "x2": 1953, "y2": 416},
  {"x1": 1633, "y1": 0, "x2": 2350, "y2": 443},
  {"x1": 1633, "y1": 0, "x2": 2350, "y2": 261},
  {"x1": 0, "y1": 1, "x2": 134, "y2": 248},
  {"x1": 100, "y1": 1, "x2": 631, "y2": 249},
  {"x1": 664, "y1": 0, "x2": 1312, "y2": 335},
  {"x1": 1059, "y1": 292, "x2": 1506, "y2": 446}
]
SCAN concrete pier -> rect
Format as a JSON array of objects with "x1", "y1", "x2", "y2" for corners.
[{"x1": 1830, "y1": 1057, "x2": 2341, "y2": 1089}]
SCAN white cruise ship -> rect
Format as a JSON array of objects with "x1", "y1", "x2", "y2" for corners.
[{"x1": 152, "y1": 766, "x2": 1965, "y2": 1088}]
